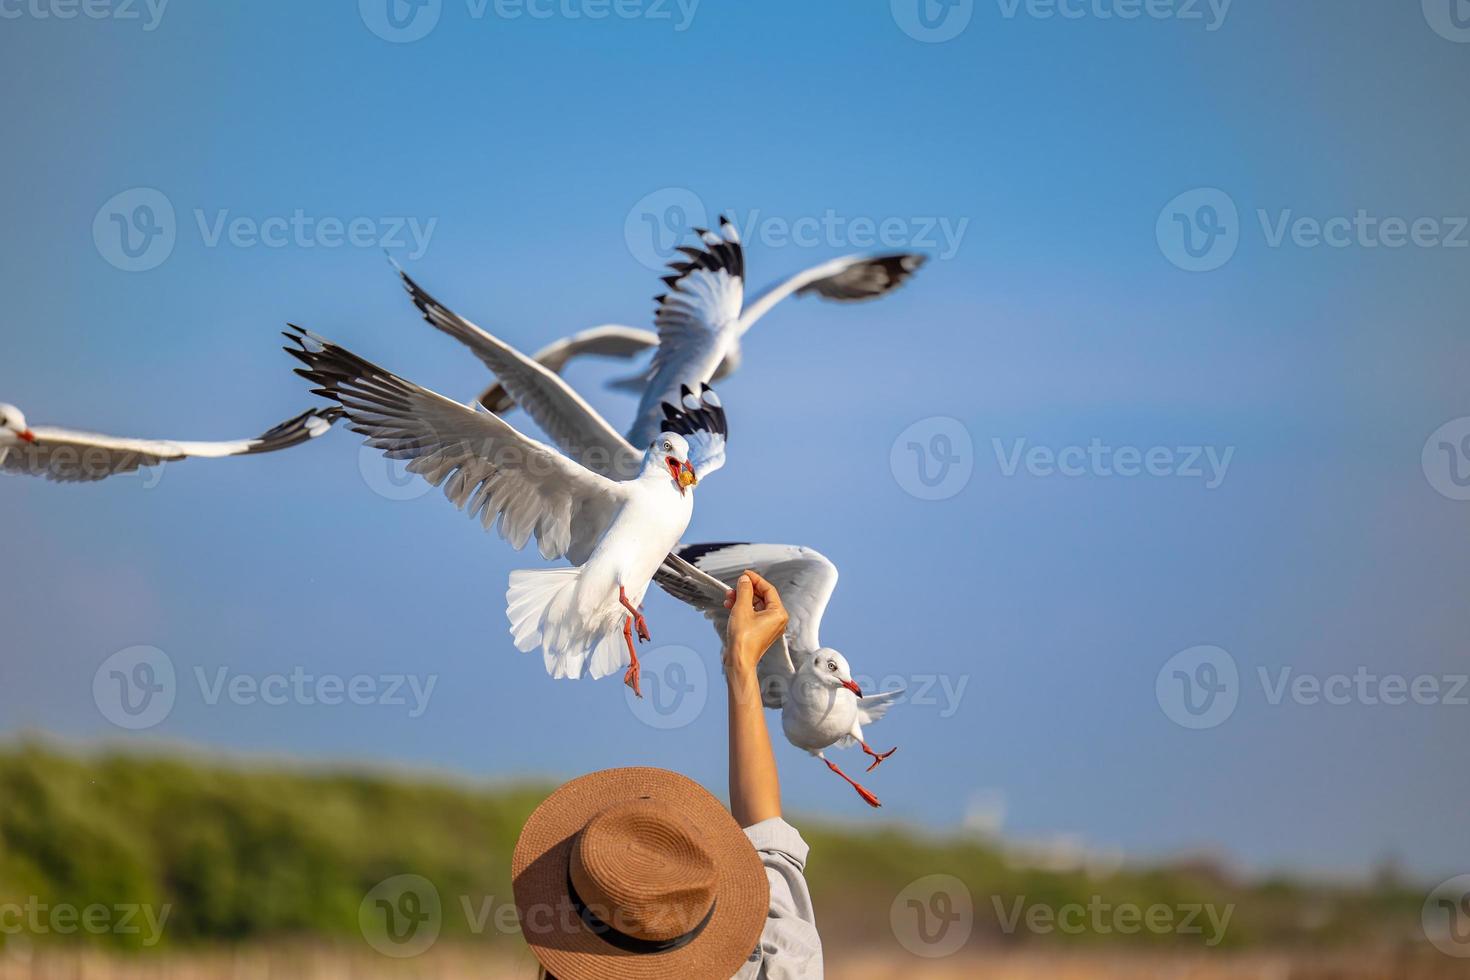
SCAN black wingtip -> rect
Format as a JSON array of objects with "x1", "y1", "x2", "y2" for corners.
[
  {"x1": 678, "y1": 541, "x2": 751, "y2": 565},
  {"x1": 652, "y1": 217, "x2": 745, "y2": 320},
  {"x1": 658, "y1": 384, "x2": 728, "y2": 440}
]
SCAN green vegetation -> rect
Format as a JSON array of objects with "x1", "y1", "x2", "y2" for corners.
[{"x1": 0, "y1": 743, "x2": 1429, "y2": 954}]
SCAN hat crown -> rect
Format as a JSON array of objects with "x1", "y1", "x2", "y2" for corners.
[{"x1": 570, "y1": 799, "x2": 718, "y2": 942}]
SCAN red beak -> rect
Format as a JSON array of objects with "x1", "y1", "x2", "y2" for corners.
[
  {"x1": 18, "y1": 429, "x2": 35, "y2": 443},
  {"x1": 842, "y1": 680, "x2": 863, "y2": 698},
  {"x1": 666, "y1": 456, "x2": 697, "y2": 494}
]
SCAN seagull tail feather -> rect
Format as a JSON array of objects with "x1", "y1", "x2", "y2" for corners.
[{"x1": 507, "y1": 567, "x2": 595, "y2": 679}]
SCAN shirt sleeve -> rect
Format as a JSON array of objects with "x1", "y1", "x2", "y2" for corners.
[{"x1": 734, "y1": 818, "x2": 824, "y2": 979}]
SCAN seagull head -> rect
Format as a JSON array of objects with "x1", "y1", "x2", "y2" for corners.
[
  {"x1": 648, "y1": 432, "x2": 697, "y2": 495},
  {"x1": 0, "y1": 403, "x2": 35, "y2": 443},
  {"x1": 806, "y1": 647, "x2": 862, "y2": 698}
]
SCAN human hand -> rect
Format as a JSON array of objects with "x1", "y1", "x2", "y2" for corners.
[{"x1": 723, "y1": 570, "x2": 789, "y2": 681}]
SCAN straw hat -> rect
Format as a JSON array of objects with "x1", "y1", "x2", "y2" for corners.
[{"x1": 512, "y1": 767, "x2": 769, "y2": 980}]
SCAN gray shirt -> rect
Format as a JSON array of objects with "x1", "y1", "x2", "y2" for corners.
[{"x1": 734, "y1": 818, "x2": 824, "y2": 979}]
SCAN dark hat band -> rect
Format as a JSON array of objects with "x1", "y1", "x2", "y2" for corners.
[{"x1": 566, "y1": 870, "x2": 716, "y2": 956}]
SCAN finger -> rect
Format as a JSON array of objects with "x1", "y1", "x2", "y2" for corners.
[
  {"x1": 734, "y1": 573, "x2": 753, "y2": 610},
  {"x1": 744, "y1": 569, "x2": 784, "y2": 611}
]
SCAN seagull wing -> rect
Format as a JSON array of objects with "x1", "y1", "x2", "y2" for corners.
[
  {"x1": 856, "y1": 689, "x2": 905, "y2": 727},
  {"x1": 394, "y1": 264, "x2": 642, "y2": 480},
  {"x1": 285, "y1": 326, "x2": 626, "y2": 564},
  {"x1": 659, "y1": 383, "x2": 728, "y2": 478},
  {"x1": 626, "y1": 217, "x2": 744, "y2": 447},
  {"x1": 475, "y1": 324, "x2": 658, "y2": 413},
  {"x1": 651, "y1": 550, "x2": 795, "y2": 709},
  {"x1": 1, "y1": 407, "x2": 338, "y2": 483},
  {"x1": 736, "y1": 252, "x2": 928, "y2": 334},
  {"x1": 678, "y1": 542, "x2": 839, "y2": 655},
  {"x1": 652, "y1": 550, "x2": 730, "y2": 608}
]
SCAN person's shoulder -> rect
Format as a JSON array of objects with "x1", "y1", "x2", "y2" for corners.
[{"x1": 743, "y1": 817, "x2": 810, "y2": 867}]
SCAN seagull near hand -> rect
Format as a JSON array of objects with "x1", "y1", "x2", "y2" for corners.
[
  {"x1": 393, "y1": 217, "x2": 926, "y2": 427},
  {"x1": 0, "y1": 401, "x2": 338, "y2": 482},
  {"x1": 654, "y1": 543, "x2": 902, "y2": 808},
  {"x1": 283, "y1": 326, "x2": 727, "y2": 697}
]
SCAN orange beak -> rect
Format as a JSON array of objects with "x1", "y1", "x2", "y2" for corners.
[
  {"x1": 842, "y1": 680, "x2": 863, "y2": 698},
  {"x1": 18, "y1": 429, "x2": 35, "y2": 443}
]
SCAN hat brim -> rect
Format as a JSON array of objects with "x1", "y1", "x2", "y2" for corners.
[{"x1": 512, "y1": 767, "x2": 768, "y2": 980}]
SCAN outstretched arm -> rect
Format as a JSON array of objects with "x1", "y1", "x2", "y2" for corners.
[{"x1": 724, "y1": 570, "x2": 790, "y2": 827}]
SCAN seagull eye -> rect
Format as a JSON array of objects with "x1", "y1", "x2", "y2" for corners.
[
  {"x1": 827, "y1": 662, "x2": 837, "y2": 672},
  {"x1": 663, "y1": 441, "x2": 672, "y2": 452}
]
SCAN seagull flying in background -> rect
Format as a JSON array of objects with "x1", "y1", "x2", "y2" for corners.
[
  {"x1": 628, "y1": 218, "x2": 923, "y2": 446},
  {"x1": 283, "y1": 326, "x2": 727, "y2": 696},
  {"x1": 0, "y1": 401, "x2": 338, "y2": 482},
  {"x1": 655, "y1": 543, "x2": 902, "y2": 808},
  {"x1": 396, "y1": 218, "x2": 926, "y2": 423}
]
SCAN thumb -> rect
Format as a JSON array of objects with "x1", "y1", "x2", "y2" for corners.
[{"x1": 734, "y1": 573, "x2": 753, "y2": 609}]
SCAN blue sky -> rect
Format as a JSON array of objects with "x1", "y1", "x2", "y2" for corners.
[{"x1": 2, "y1": 1, "x2": 1467, "y2": 881}]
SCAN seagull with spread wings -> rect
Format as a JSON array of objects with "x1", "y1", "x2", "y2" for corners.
[
  {"x1": 655, "y1": 543, "x2": 902, "y2": 808},
  {"x1": 283, "y1": 326, "x2": 727, "y2": 697},
  {"x1": 0, "y1": 402, "x2": 338, "y2": 483},
  {"x1": 399, "y1": 219, "x2": 926, "y2": 422}
]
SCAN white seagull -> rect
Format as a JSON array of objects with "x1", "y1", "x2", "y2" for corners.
[
  {"x1": 394, "y1": 220, "x2": 926, "y2": 425},
  {"x1": 283, "y1": 326, "x2": 728, "y2": 696},
  {"x1": 655, "y1": 543, "x2": 902, "y2": 808},
  {"x1": 0, "y1": 401, "x2": 338, "y2": 483}
]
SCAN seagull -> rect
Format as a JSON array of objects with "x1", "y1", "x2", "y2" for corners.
[
  {"x1": 0, "y1": 401, "x2": 338, "y2": 482},
  {"x1": 282, "y1": 326, "x2": 728, "y2": 697},
  {"x1": 655, "y1": 543, "x2": 902, "y2": 808},
  {"x1": 392, "y1": 220, "x2": 926, "y2": 425}
]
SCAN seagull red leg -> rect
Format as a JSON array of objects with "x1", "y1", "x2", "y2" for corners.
[
  {"x1": 622, "y1": 616, "x2": 642, "y2": 699},
  {"x1": 618, "y1": 586, "x2": 650, "y2": 642},
  {"x1": 861, "y1": 742, "x2": 898, "y2": 773},
  {"x1": 823, "y1": 757, "x2": 882, "y2": 808}
]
